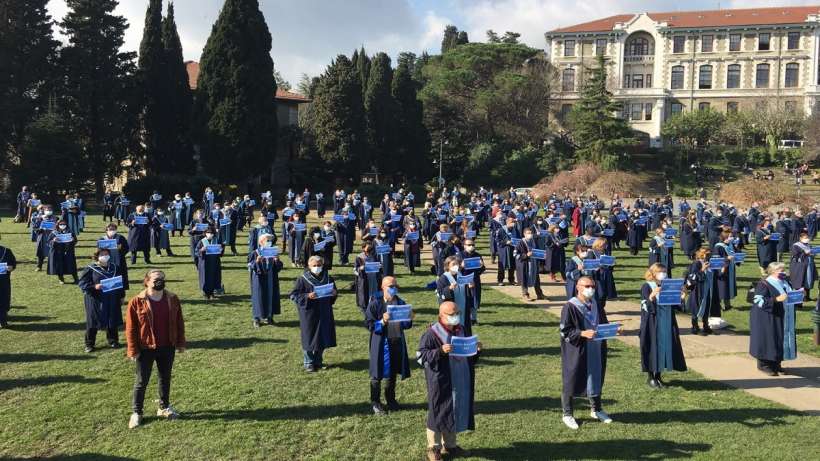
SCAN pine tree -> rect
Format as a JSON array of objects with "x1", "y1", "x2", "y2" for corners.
[
  {"x1": 364, "y1": 52, "x2": 396, "y2": 174},
  {"x1": 457, "y1": 31, "x2": 469, "y2": 45},
  {"x1": 60, "y1": 0, "x2": 139, "y2": 199},
  {"x1": 567, "y1": 55, "x2": 636, "y2": 169},
  {"x1": 196, "y1": 0, "x2": 278, "y2": 183},
  {"x1": 355, "y1": 47, "x2": 370, "y2": 97},
  {"x1": 137, "y1": 0, "x2": 167, "y2": 174},
  {"x1": 161, "y1": 1, "x2": 194, "y2": 173},
  {"x1": 392, "y1": 52, "x2": 430, "y2": 181},
  {"x1": 0, "y1": 0, "x2": 59, "y2": 167},
  {"x1": 441, "y1": 25, "x2": 459, "y2": 53}
]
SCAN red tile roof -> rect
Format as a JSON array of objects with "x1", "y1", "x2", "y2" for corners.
[
  {"x1": 184, "y1": 61, "x2": 310, "y2": 102},
  {"x1": 549, "y1": 5, "x2": 820, "y2": 34}
]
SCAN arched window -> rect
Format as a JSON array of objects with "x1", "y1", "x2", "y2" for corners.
[
  {"x1": 698, "y1": 65, "x2": 712, "y2": 89},
  {"x1": 671, "y1": 65, "x2": 684, "y2": 89},
  {"x1": 627, "y1": 37, "x2": 651, "y2": 56},
  {"x1": 562, "y1": 68, "x2": 575, "y2": 91},
  {"x1": 726, "y1": 64, "x2": 741, "y2": 89},
  {"x1": 785, "y1": 63, "x2": 799, "y2": 88},
  {"x1": 756, "y1": 63, "x2": 770, "y2": 88}
]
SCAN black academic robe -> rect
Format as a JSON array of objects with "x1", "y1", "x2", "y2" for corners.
[
  {"x1": 403, "y1": 229, "x2": 423, "y2": 270},
  {"x1": 335, "y1": 219, "x2": 356, "y2": 264},
  {"x1": 685, "y1": 260, "x2": 720, "y2": 318},
  {"x1": 78, "y1": 263, "x2": 125, "y2": 329},
  {"x1": 789, "y1": 242, "x2": 816, "y2": 293},
  {"x1": 461, "y1": 251, "x2": 486, "y2": 310},
  {"x1": 494, "y1": 226, "x2": 518, "y2": 271},
  {"x1": 98, "y1": 234, "x2": 130, "y2": 290},
  {"x1": 248, "y1": 250, "x2": 283, "y2": 320},
  {"x1": 776, "y1": 219, "x2": 792, "y2": 254},
  {"x1": 47, "y1": 231, "x2": 77, "y2": 276},
  {"x1": 756, "y1": 227, "x2": 777, "y2": 269},
  {"x1": 560, "y1": 299, "x2": 608, "y2": 397},
  {"x1": 126, "y1": 213, "x2": 152, "y2": 251},
  {"x1": 639, "y1": 283, "x2": 687, "y2": 373},
  {"x1": 514, "y1": 238, "x2": 540, "y2": 289},
  {"x1": 545, "y1": 232, "x2": 567, "y2": 275},
  {"x1": 417, "y1": 323, "x2": 478, "y2": 433},
  {"x1": 248, "y1": 225, "x2": 275, "y2": 254},
  {"x1": 436, "y1": 272, "x2": 476, "y2": 337},
  {"x1": 750, "y1": 280, "x2": 786, "y2": 362},
  {"x1": 196, "y1": 239, "x2": 223, "y2": 295},
  {"x1": 355, "y1": 252, "x2": 382, "y2": 310},
  {"x1": 289, "y1": 271, "x2": 338, "y2": 351},
  {"x1": 680, "y1": 221, "x2": 701, "y2": 258},
  {"x1": 0, "y1": 247, "x2": 17, "y2": 313},
  {"x1": 365, "y1": 296, "x2": 412, "y2": 380},
  {"x1": 150, "y1": 215, "x2": 173, "y2": 252}
]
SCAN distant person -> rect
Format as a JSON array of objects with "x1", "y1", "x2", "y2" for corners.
[
  {"x1": 750, "y1": 263, "x2": 796, "y2": 376},
  {"x1": 0, "y1": 243, "x2": 17, "y2": 329}
]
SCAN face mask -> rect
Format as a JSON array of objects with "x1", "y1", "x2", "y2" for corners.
[
  {"x1": 261, "y1": 221, "x2": 268, "y2": 227},
  {"x1": 387, "y1": 286, "x2": 398, "y2": 297},
  {"x1": 44, "y1": 210, "x2": 53, "y2": 216},
  {"x1": 310, "y1": 266, "x2": 323, "y2": 275},
  {"x1": 465, "y1": 245, "x2": 474, "y2": 251},
  {"x1": 656, "y1": 273, "x2": 667, "y2": 281},
  {"x1": 265, "y1": 241, "x2": 273, "y2": 247},
  {"x1": 802, "y1": 238, "x2": 810, "y2": 244},
  {"x1": 582, "y1": 287, "x2": 595, "y2": 298},
  {"x1": 98, "y1": 255, "x2": 110, "y2": 264},
  {"x1": 379, "y1": 233, "x2": 386, "y2": 238},
  {"x1": 444, "y1": 314, "x2": 460, "y2": 326},
  {"x1": 157, "y1": 211, "x2": 164, "y2": 215},
  {"x1": 324, "y1": 226, "x2": 331, "y2": 232},
  {"x1": 58, "y1": 225, "x2": 66, "y2": 230},
  {"x1": 106, "y1": 231, "x2": 116, "y2": 238},
  {"x1": 205, "y1": 233, "x2": 213, "y2": 239},
  {"x1": 409, "y1": 224, "x2": 416, "y2": 229},
  {"x1": 579, "y1": 251, "x2": 588, "y2": 258},
  {"x1": 449, "y1": 265, "x2": 459, "y2": 274},
  {"x1": 777, "y1": 272, "x2": 787, "y2": 280},
  {"x1": 525, "y1": 234, "x2": 533, "y2": 240},
  {"x1": 314, "y1": 233, "x2": 321, "y2": 239},
  {"x1": 153, "y1": 280, "x2": 166, "y2": 291}
]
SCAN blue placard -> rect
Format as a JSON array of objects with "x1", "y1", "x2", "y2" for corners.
[
  {"x1": 55, "y1": 233, "x2": 73, "y2": 243},
  {"x1": 314, "y1": 283, "x2": 334, "y2": 299},
  {"x1": 583, "y1": 259, "x2": 601, "y2": 270},
  {"x1": 466, "y1": 230, "x2": 476, "y2": 239},
  {"x1": 292, "y1": 223, "x2": 306, "y2": 232},
  {"x1": 437, "y1": 214, "x2": 448, "y2": 221},
  {"x1": 405, "y1": 231, "x2": 419, "y2": 241},
  {"x1": 39, "y1": 221, "x2": 55, "y2": 230},
  {"x1": 457, "y1": 273, "x2": 474, "y2": 285},
  {"x1": 376, "y1": 244, "x2": 391, "y2": 256},
  {"x1": 510, "y1": 237, "x2": 522, "y2": 246},
  {"x1": 709, "y1": 257, "x2": 725, "y2": 270},
  {"x1": 314, "y1": 241, "x2": 327, "y2": 252},
  {"x1": 365, "y1": 261, "x2": 381, "y2": 274},
  {"x1": 210, "y1": 210, "x2": 221, "y2": 220},
  {"x1": 439, "y1": 232, "x2": 452, "y2": 242},
  {"x1": 29, "y1": 199, "x2": 41, "y2": 207},
  {"x1": 387, "y1": 305, "x2": 412, "y2": 322},
  {"x1": 450, "y1": 335, "x2": 478, "y2": 356},
  {"x1": 463, "y1": 257, "x2": 482, "y2": 270},
  {"x1": 283, "y1": 209, "x2": 295, "y2": 217},
  {"x1": 100, "y1": 276, "x2": 123, "y2": 293},
  {"x1": 734, "y1": 252, "x2": 746, "y2": 263},
  {"x1": 296, "y1": 203, "x2": 306, "y2": 211},
  {"x1": 454, "y1": 215, "x2": 464, "y2": 223},
  {"x1": 334, "y1": 214, "x2": 345, "y2": 223},
  {"x1": 548, "y1": 217, "x2": 561, "y2": 225},
  {"x1": 134, "y1": 216, "x2": 148, "y2": 225},
  {"x1": 161, "y1": 223, "x2": 174, "y2": 231},
  {"x1": 267, "y1": 213, "x2": 277, "y2": 221},
  {"x1": 205, "y1": 244, "x2": 222, "y2": 255},
  {"x1": 259, "y1": 246, "x2": 279, "y2": 258},
  {"x1": 531, "y1": 249, "x2": 547, "y2": 260},
  {"x1": 665, "y1": 228, "x2": 678, "y2": 237},
  {"x1": 391, "y1": 214, "x2": 402, "y2": 222},
  {"x1": 593, "y1": 323, "x2": 619, "y2": 341},
  {"x1": 664, "y1": 239, "x2": 675, "y2": 248},
  {"x1": 769, "y1": 233, "x2": 781, "y2": 241},
  {"x1": 658, "y1": 278, "x2": 685, "y2": 305},
  {"x1": 98, "y1": 239, "x2": 118, "y2": 250},
  {"x1": 602, "y1": 228, "x2": 614, "y2": 237},
  {"x1": 348, "y1": 212, "x2": 356, "y2": 220},
  {"x1": 636, "y1": 218, "x2": 647, "y2": 225},
  {"x1": 0, "y1": 263, "x2": 7, "y2": 275},
  {"x1": 787, "y1": 290, "x2": 805, "y2": 304},
  {"x1": 120, "y1": 199, "x2": 131, "y2": 206},
  {"x1": 60, "y1": 200, "x2": 71, "y2": 209},
  {"x1": 369, "y1": 227, "x2": 379, "y2": 236},
  {"x1": 248, "y1": 200, "x2": 256, "y2": 207},
  {"x1": 812, "y1": 247, "x2": 820, "y2": 255},
  {"x1": 219, "y1": 218, "x2": 231, "y2": 227},
  {"x1": 600, "y1": 254, "x2": 616, "y2": 266},
  {"x1": 174, "y1": 202, "x2": 183, "y2": 210},
  {"x1": 194, "y1": 223, "x2": 209, "y2": 232}
]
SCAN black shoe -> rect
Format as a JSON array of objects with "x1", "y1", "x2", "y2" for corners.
[
  {"x1": 703, "y1": 325, "x2": 713, "y2": 335},
  {"x1": 386, "y1": 400, "x2": 400, "y2": 412},
  {"x1": 110, "y1": 342, "x2": 120, "y2": 349},
  {"x1": 691, "y1": 324, "x2": 700, "y2": 335},
  {"x1": 647, "y1": 378, "x2": 660, "y2": 389},
  {"x1": 252, "y1": 319, "x2": 261, "y2": 328},
  {"x1": 84, "y1": 346, "x2": 94, "y2": 353},
  {"x1": 305, "y1": 365, "x2": 317, "y2": 373},
  {"x1": 0, "y1": 322, "x2": 7, "y2": 329},
  {"x1": 724, "y1": 305, "x2": 732, "y2": 311},
  {"x1": 372, "y1": 402, "x2": 387, "y2": 415},
  {"x1": 265, "y1": 318, "x2": 274, "y2": 325}
]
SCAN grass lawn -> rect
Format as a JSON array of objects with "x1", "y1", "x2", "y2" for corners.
[{"x1": 0, "y1": 213, "x2": 818, "y2": 460}]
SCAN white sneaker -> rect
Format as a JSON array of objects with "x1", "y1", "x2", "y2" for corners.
[
  {"x1": 590, "y1": 410, "x2": 613, "y2": 423},
  {"x1": 562, "y1": 415, "x2": 579, "y2": 429},
  {"x1": 128, "y1": 413, "x2": 142, "y2": 429},
  {"x1": 156, "y1": 405, "x2": 179, "y2": 419}
]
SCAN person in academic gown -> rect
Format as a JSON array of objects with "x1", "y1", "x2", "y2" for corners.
[
  {"x1": 335, "y1": 209, "x2": 356, "y2": 265},
  {"x1": 460, "y1": 239, "x2": 486, "y2": 325},
  {"x1": 494, "y1": 218, "x2": 518, "y2": 286},
  {"x1": 685, "y1": 248, "x2": 718, "y2": 335},
  {"x1": 365, "y1": 276, "x2": 414, "y2": 415},
  {"x1": 290, "y1": 256, "x2": 338, "y2": 372},
  {"x1": 188, "y1": 210, "x2": 209, "y2": 267},
  {"x1": 34, "y1": 207, "x2": 58, "y2": 271},
  {"x1": 403, "y1": 221, "x2": 422, "y2": 274},
  {"x1": 416, "y1": 301, "x2": 480, "y2": 460},
  {"x1": 648, "y1": 228, "x2": 674, "y2": 278},
  {"x1": 181, "y1": 192, "x2": 195, "y2": 225},
  {"x1": 115, "y1": 194, "x2": 131, "y2": 225},
  {"x1": 315, "y1": 192, "x2": 326, "y2": 218},
  {"x1": 789, "y1": 232, "x2": 816, "y2": 300},
  {"x1": 591, "y1": 238, "x2": 617, "y2": 308},
  {"x1": 102, "y1": 191, "x2": 115, "y2": 223},
  {"x1": 750, "y1": 262, "x2": 796, "y2": 376},
  {"x1": 431, "y1": 224, "x2": 453, "y2": 277},
  {"x1": 775, "y1": 212, "x2": 793, "y2": 261},
  {"x1": 218, "y1": 202, "x2": 239, "y2": 256},
  {"x1": 436, "y1": 256, "x2": 476, "y2": 336},
  {"x1": 714, "y1": 230, "x2": 737, "y2": 311},
  {"x1": 248, "y1": 233, "x2": 284, "y2": 328},
  {"x1": 62, "y1": 195, "x2": 82, "y2": 235},
  {"x1": 515, "y1": 228, "x2": 545, "y2": 302},
  {"x1": 99, "y1": 224, "x2": 130, "y2": 290},
  {"x1": 150, "y1": 208, "x2": 174, "y2": 257},
  {"x1": 755, "y1": 216, "x2": 777, "y2": 276},
  {"x1": 680, "y1": 212, "x2": 701, "y2": 260},
  {"x1": 47, "y1": 221, "x2": 78, "y2": 284},
  {"x1": 78, "y1": 249, "x2": 125, "y2": 352},
  {"x1": 354, "y1": 242, "x2": 382, "y2": 313},
  {"x1": 545, "y1": 225, "x2": 567, "y2": 282},
  {"x1": 374, "y1": 230, "x2": 395, "y2": 277},
  {"x1": 169, "y1": 195, "x2": 186, "y2": 237},
  {"x1": 126, "y1": 205, "x2": 152, "y2": 265},
  {"x1": 15, "y1": 186, "x2": 30, "y2": 221},
  {"x1": 195, "y1": 227, "x2": 224, "y2": 300},
  {"x1": 559, "y1": 276, "x2": 615, "y2": 429},
  {"x1": 565, "y1": 245, "x2": 598, "y2": 300},
  {"x1": 0, "y1": 244, "x2": 17, "y2": 329},
  {"x1": 319, "y1": 221, "x2": 336, "y2": 270},
  {"x1": 639, "y1": 264, "x2": 687, "y2": 389},
  {"x1": 301, "y1": 226, "x2": 324, "y2": 264},
  {"x1": 248, "y1": 215, "x2": 275, "y2": 255}
]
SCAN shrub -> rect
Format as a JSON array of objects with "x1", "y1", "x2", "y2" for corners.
[
  {"x1": 722, "y1": 148, "x2": 745, "y2": 166},
  {"x1": 746, "y1": 147, "x2": 770, "y2": 166}
]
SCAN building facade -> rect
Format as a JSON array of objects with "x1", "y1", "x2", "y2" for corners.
[{"x1": 545, "y1": 6, "x2": 820, "y2": 147}]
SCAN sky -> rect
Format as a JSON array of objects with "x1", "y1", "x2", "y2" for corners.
[{"x1": 45, "y1": 0, "x2": 812, "y2": 91}]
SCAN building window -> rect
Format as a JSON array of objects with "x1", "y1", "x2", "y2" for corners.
[
  {"x1": 627, "y1": 37, "x2": 651, "y2": 56},
  {"x1": 787, "y1": 32, "x2": 800, "y2": 50},
  {"x1": 726, "y1": 64, "x2": 741, "y2": 89},
  {"x1": 559, "y1": 104, "x2": 572, "y2": 120},
  {"x1": 596, "y1": 38, "x2": 607, "y2": 56},
  {"x1": 623, "y1": 73, "x2": 631, "y2": 88},
  {"x1": 632, "y1": 74, "x2": 644, "y2": 88},
  {"x1": 729, "y1": 33, "x2": 741, "y2": 52},
  {"x1": 646, "y1": 74, "x2": 652, "y2": 88},
  {"x1": 621, "y1": 101, "x2": 629, "y2": 119},
  {"x1": 562, "y1": 68, "x2": 575, "y2": 91},
  {"x1": 785, "y1": 63, "x2": 799, "y2": 88},
  {"x1": 671, "y1": 65, "x2": 684, "y2": 89},
  {"x1": 644, "y1": 103, "x2": 653, "y2": 121},
  {"x1": 699, "y1": 65, "x2": 712, "y2": 89},
  {"x1": 673, "y1": 36, "x2": 685, "y2": 53},
  {"x1": 698, "y1": 102, "x2": 710, "y2": 111},
  {"x1": 564, "y1": 40, "x2": 575, "y2": 56},
  {"x1": 756, "y1": 63, "x2": 770, "y2": 88},
  {"x1": 758, "y1": 33, "x2": 770, "y2": 51},
  {"x1": 727, "y1": 102, "x2": 739, "y2": 113},
  {"x1": 671, "y1": 102, "x2": 683, "y2": 116},
  {"x1": 701, "y1": 35, "x2": 713, "y2": 52},
  {"x1": 631, "y1": 103, "x2": 643, "y2": 120},
  {"x1": 784, "y1": 100, "x2": 797, "y2": 113}
]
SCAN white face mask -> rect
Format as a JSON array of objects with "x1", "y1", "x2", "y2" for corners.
[
  {"x1": 582, "y1": 287, "x2": 595, "y2": 298},
  {"x1": 324, "y1": 226, "x2": 331, "y2": 232},
  {"x1": 310, "y1": 266, "x2": 323, "y2": 275},
  {"x1": 58, "y1": 225, "x2": 66, "y2": 230},
  {"x1": 98, "y1": 255, "x2": 110, "y2": 264},
  {"x1": 579, "y1": 251, "x2": 588, "y2": 258},
  {"x1": 449, "y1": 265, "x2": 459, "y2": 274},
  {"x1": 801, "y1": 238, "x2": 810, "y2": 244},
  {"x1": 444, "y1": 314, "x2": 460, "y2": 326},
  {"x1": 106, "y1": 231, "x2": 116, "y2": 238},
  {"x1": 656, "y1": 273, "x2": 667, "y2": 281},
  {"x1": 205, "y1": 233, "x2": 214, "y2": 239},
  {"x1": 465, "y1": 245, "x2": 474, "y2": 251},
  {"x1": 44, "y1": 210, "x2": 53, "y2": 216},
  {"x1": 314, "y1": 233, "x2": 321, "y2": 239}
]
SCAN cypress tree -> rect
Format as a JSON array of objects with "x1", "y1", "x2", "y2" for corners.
[
  {"x1": 364, "y1": 52, "x2": 396, "y2": 174},
  {"x1": 196, "y1": 0, "x2": 278, "y2": 183},
  {"x1": 161, "y1": 1, "x2": 194, "y2": 173},
  {"x1": 441, "y1": 25, "x2": 458, "y2": 53},
  {"x1": 137, "y1": 0, "x2": 167, "y2": 174},
  {"x1": 355, "y1": 47, "x2": 370, "y2": 97},
  {"x1": 392, "y1": 52, "x2": 430, "y2": 181}
]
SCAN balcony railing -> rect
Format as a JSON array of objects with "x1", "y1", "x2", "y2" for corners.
[{"x1": 624, "y1": 55, "x2": 654, "y2": 63}]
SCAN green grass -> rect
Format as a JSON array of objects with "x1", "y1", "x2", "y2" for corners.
[{"x1": 0, "y1": 214, "x2": 818, "y2": 460}]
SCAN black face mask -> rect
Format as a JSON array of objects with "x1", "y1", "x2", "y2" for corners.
[{"x1": 153, "y1": 280, "x2": 166, "y2": 291}]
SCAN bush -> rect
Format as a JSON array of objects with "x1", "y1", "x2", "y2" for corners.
[
  {"x1": 746, "y1": 147, "x2": 770, "y2": 167},
  {"x1": 722, "y1": 148, "x2": 745, "y2": 166}
]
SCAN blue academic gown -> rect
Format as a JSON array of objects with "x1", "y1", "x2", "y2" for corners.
[
  {"x1": 365, "y1": 296, "x2": 412, "y2": 380},
  {"x1": 78, "y1": 263, "x2": 125, "y2": 330},
  {"x1": 639, "y1": 282, "x2": 687, "y2": 373},
  {"x1": 196, "y1": 239, "x2": 223, "y2": 295},
  {"x1": 248, "y1": 250, "x2": 283, "y2": 320}
]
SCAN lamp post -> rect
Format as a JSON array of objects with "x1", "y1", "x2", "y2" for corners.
[{"x1": 438, "y1": 138, "x2": 448, "y2": 187}]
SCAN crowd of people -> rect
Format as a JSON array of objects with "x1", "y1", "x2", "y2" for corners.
[{"x1": 5, "y1": 184, "x2": 820, "y2": 461}]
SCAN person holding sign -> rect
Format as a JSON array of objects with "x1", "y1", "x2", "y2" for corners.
[
  {"x1": 301, "y1": 226, "x2": 325, "y2": 264},
  {"x1": 431, "y1": 224, "x2": 453, "y2": 277},
  {"x1": 47, "y1": 221, "x2": 78, "y2": 284},
  {"x1": 248, "y1": 215, "x2": 275, "y2": 255},
  {"x1": 417, "y1": 301, "x2": 480, "y2": 461},
  {"x1": 436, "y1": 256, "x2": 476, "y2": 336},
  {"x1": 648, "y1": 228, "x2": 674, "y2": 278},
  {"x1": 680, "y1": 211, "x2": 702, "y2": 261},
  {"x1": 789, "y1": 231, "x2": 816, "y2": 302},
  {"x1": 545, "y1": 225, "x2": 567, "y2": 283},
  {"x1": 461, "y1": 239, "x2": 486, "y2": 324},
  {"x1": 559, "y1": 276, "x2": 616, "y2": 430},
  {"x1": 685, "y1": 248, "x2": 719, "y2": 335},
  {"x1": 34, "y1": 206, "x2": 57, "y2": 271},
  {"x1": 169, "y1": 194, "x2": 186, "y2": 237},
  {"x1": 626, "y1": 212, "x2": 646, "y2": 256},
  {"x1": 0, "y1": 244, "x2": 17, "y2": 329},
  {"x1": 565, "y1": 245, "x2": 598, "y2": 301},
  {"x1": 335, "y1": 208, "x2": 356, "y2": 266},
  {"x1": 354, "y1": 243, "x2": 382, "y2": 312},
  {"x1": 289, "y1": 256, "x2": 338, "y2": 372},
  {"x1": 248, "y1": 234, "x2": 284, "y2": 328},
  {"x1": 714, "y1": 230, "x2": 737, "y2": 312},
  {"x1": 751, "y1": 262, "x2": 797, "y2": 376},
  {"x1": 126, "y1": 205, "x2": 152, "y2": 265},
  {"x1": 150, "y1": 209, "x2": 175, "y2": 258},
  {"x1": 217, "y1": 202, "x2": 239, "y2": 256},
  {"x1": 639, "y1": 264, "x2": 687, "y2": 389},
  {"x1": 591, "y1": 239, "x2": 617, "y2": 308},
  {"x1": 755, "y1": 216, "x2": 778, "y2": 277},
  {"x1": 78, "y1": 249, "x2": 125, "y2": 352},
  {"x1": 365, "y1": 277, "x2": 414, "y2": 415},
  {"x1": 99, "y1": 224, "x2": 130, "y2": 290},
  {"x1": 286, "y1": 214, "x2": 307, "y2": 267},
  {"x1": 494, "y1": 218, "x2": 518, "y2": 287},
  {"x1": 195, "y1": 227, "x2": 224, "y2": 300},
  {"x1": 188, "y1": 210, "x2": 210, "y2": 267},
  {"x1": 403, "y1": 221, "x2": 423, "y2": 274},
  {"x1": 374, "y1": 229, "x2": 395, "y2": 276},
  {"x1": 515, "y1": 228, "x2": 545, "y2": 302},
  {"x1": 114, "y1": 194, "x2": 131, "y2": 226},
  {"x1": 319, "y1": 221, "x2": 336, "y2": 270}
]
